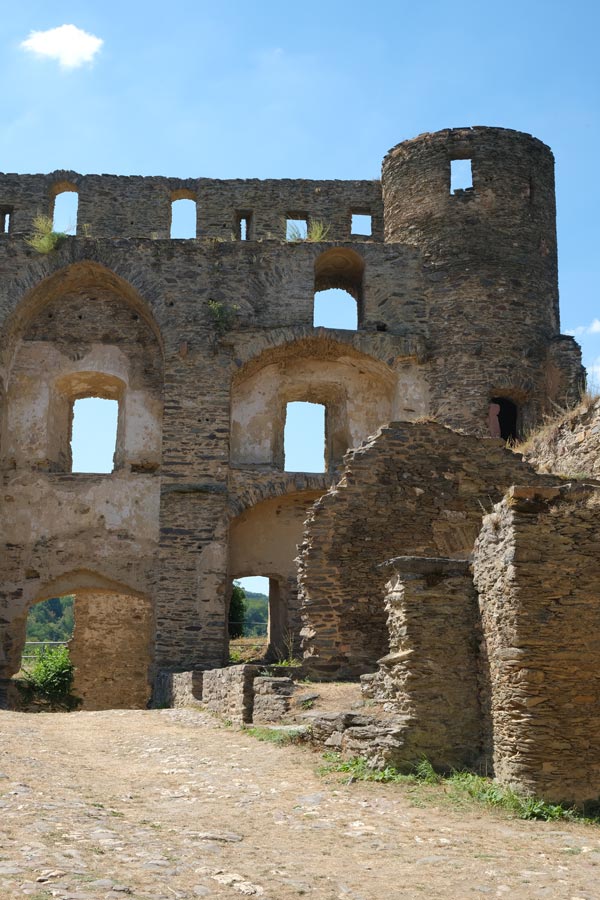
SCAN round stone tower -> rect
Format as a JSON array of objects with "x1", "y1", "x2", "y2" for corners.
[{"x1": 381, "y1": 127, "x2": 576, "y2": 434}]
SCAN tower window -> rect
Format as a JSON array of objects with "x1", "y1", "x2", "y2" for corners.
[
  {"x1": 450, "y1": 159, "x2": 473, "y2": 194},
  {"x1": 236, "y1": 212, "x2": 253, "y2": 241},
  {"x1": 1, "y1": 207, "x2": 13, "y2": 233}
]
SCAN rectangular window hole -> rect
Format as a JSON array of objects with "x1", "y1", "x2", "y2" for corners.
[
  {"x1": 450, "y1": 159, "x2": 473, "y2": 194},
  {"x1": 1, "y1": 208, "x2": 12, "y2": 233},
  {"x1": 351, "y1": 212, "x2": 372, "y2": 236},
  {"x1": 237, "y1": 212, "x2": 252, "y2": 240},
  {"x1": 286, "y1": 217, "x2": 308, "y2": 241},
  {"x1": 71, "y1": 397, "x2": 119, "y2": 473},
  {"x1": 284, "y1": 401, "x2": 326, "y2": 472}
]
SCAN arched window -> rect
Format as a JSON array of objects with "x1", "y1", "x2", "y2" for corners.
[
  {"x1": 170, "y1": 196, "x2": 197, "y2": 239},
  {"x1": 51, "y1": 184, "x2": 78, "y2": 234},
  {"x1": 314, "y1": 247, "x2": 364, "y2": 330},
  {"x1": 313, "y1": 288, "x2": 357, "y2": 329}
]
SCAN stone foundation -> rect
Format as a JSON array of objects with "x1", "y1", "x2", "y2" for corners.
[
  {"x1": 252, "y1": 676, "x2": 295, "y2": 724},
  {"x1": 201, "y1": 665, "x2": 260, "y2": 724},
  {"x1": 153, "y1": 670, "x2": 204, "y2": 708}
]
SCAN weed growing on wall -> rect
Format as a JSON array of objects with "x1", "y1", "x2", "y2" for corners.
[
  {"x1": 287, "y1": 220, "x2": 331, "y2": 242},
  {"x1": 207, "y1": 299, "x2": 239, "y2": 335},
  {"x1": 307, "y1": 220, "x2": 331, "y2": 241},
  {"x1": 25, "y1": 214, "x2": 67, "y2": 254}
]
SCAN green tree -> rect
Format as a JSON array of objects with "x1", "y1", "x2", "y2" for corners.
[
  {"x1": 26, "y1": 595, "x2": 74, "y2": 642},
  {"x1": 228, "y1": 582, "x2": 247, "y2": 638}
]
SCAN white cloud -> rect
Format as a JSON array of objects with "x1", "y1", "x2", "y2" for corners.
[
  {"x1": 21, "y1": 24, "x2": 103, "y2": 70},
  {"x1": 566, "y1": 318, "x2": 600, "y2": 337},
  {"x1": 586, "y1": 356, "x2": 600, "y2": 387}
]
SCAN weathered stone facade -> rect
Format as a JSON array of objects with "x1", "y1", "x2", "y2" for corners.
[
  {"x1": 298, "y1": 422, "x2": 558, "y2": 679},
  {"x1": 0, "y1": 126, "x2": 584, "y2": 714},
  {"x1": 473, "y1": 484, "x2": 600, "y2": 805},
  {"x1": 361, "y1": 557, "x2": 481, "y2": 771},
  {"x1": 299, "y1": 402, "x2": 600, "y2": 804}
]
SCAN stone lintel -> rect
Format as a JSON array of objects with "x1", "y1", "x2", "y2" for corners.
[{"x1": 379, "y1": 555, "x2": 471, "y2": 577}]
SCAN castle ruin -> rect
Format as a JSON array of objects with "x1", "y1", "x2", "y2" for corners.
[{"x1": 2, "y1": 126, "x2": 599, "y2": 805}]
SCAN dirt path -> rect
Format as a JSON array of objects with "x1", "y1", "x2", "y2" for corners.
[{"x1": 0, "y1": 709, "x2": 599, "y2": 900}]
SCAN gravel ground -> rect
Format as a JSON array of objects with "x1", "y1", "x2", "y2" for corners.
[{"x1": 0, "y1": 708, "x2": 599, "y2": 900}]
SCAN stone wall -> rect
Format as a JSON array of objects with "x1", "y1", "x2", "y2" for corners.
[
  {"x1": 152, "y1": 670, "x2": 204, "y2": 708},
  {"x1": 68, "y1": 589, "x2": 154, "y2": 710},
  {"x1": 201, "y1": 664, "x2": 260, "y2": 724},
  {"x1": 252, "y1": 676, "x2": 295, "y2": 724},
  {"x1": 360, "y1": 557, "x2": 481, "y2": 771},
  {"x1": 473, "y1": 484, "x2": 600, "y2": 805},
  {"x1": 0, "y1": 172, "x2": 383, "y2": 242},
  {"x1": 0, "y1": 126, "x2": 584, "y2": 698},
  {"x1": 299, "y1": 421, "x2": 558, "y2": 679},
  {"x1": 523, "y1": 396, "x2": 600, "y2": 478}
]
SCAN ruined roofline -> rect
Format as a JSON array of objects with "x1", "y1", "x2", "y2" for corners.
[
  {"x1": 384, "y1": 124, "x2": 554, "y2": 161},
  {"x1": 0, "y1": 171, "x2": 381, "y2": 188}
]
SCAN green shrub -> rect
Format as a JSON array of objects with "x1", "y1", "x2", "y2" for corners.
[
  {"x1": 206, "y1": 299, "x2": 238, "y2": 335},
  {"x1": 19, "y1": 645, "x2": 80, "y2": 710},
  {"x1": 25, "y1": 215, "x2": 67, "y2": 254}
]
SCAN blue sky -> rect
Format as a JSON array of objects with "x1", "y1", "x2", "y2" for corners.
[{"x1": 3, "y1": 1, "x2": 600, "y2": 595}]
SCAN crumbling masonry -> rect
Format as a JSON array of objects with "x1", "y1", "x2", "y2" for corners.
[{"x1": 2, "y1": 126, "x2": 598, "y2": 804}]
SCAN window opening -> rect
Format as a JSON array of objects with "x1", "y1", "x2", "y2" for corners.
[
  {"x1": 229, "y1": 576, "x2": 289, "y2": 663},
  {"x1": 52, "y1": 190, "x2": 78, "y2": 234},
  {"x1": 284, "y1": 401, "x2": 326, "y2": 472},
  {"x1": 236, "y1": 212, "x2": 252, "y2": 241},
  {"x1": 450, "y1": 159, "x2": 473, "y2": 193},
  {"x1": 22, "y1": 595, "x2": 74, "y2": 668},
  {"x1": 286, "y1": 217, "x2": 307, "y2": 241},
  {"x1": 170, "y1": 198, "x2": 197, "y2": 239},
  {"x1": 313, "y1": 287, "x2": 358, "y2": 330},
  {"x1": 71, "y1": 397, "x2": 118, "y2": 473},
  {"x1": 488, "y1": 397, "x2": 519, "y2": 442},
  {"x1": 351, "y1": 213, "x2": 372, "y2": 236},
  {"x1": 1, "y1": 208, "x2": 12, "y2": 233},
  {"x1": 229, "y1": 577, "x2": 269, "y2": 640}
]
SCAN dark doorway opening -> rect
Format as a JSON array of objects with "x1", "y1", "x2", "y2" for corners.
[{"x1": 490, "y1": 397, "x2": 519, "y2": 442}]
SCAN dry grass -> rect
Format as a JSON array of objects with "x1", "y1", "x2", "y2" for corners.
[
  {"x1": 514, "y1": 389, "x2": 600, "y2": 456},
  {"x1": 229, "y1": 635, "x2": 268, "y2": 664}
]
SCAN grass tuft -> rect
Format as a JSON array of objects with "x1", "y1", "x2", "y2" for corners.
[
  {"x1": 319, "y1": 754, "x2": 600, "y2": 823},
  {"x1": 245, "y1": 725, "x2": 306, "y2": 746},
  {"x1": 25, "y1": 214, "x2": 67, "y2": 254}
]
